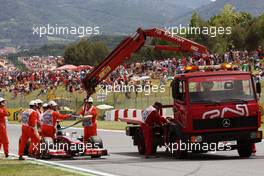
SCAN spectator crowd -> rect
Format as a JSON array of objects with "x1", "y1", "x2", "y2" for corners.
[
  {"x1": 19, "y1": 56, "x2": 64, "y2": 71},
  {"x1": 0, "y1": 46, "x2": 263, "y2": 101}
]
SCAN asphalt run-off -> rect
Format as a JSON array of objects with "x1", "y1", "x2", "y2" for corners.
[{"x1": 6, "y1": 124, "x2": 264, "y2": 176}]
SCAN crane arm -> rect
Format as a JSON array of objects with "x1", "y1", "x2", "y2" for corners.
[
  {"x1": 82, "y1": 28, "x2": 209, "y2": 97},
  {"x1": 144, "y1": 28, "x2": 209, "y2": 58}
]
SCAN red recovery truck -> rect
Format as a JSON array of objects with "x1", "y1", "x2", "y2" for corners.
[
  {"x1": 82, "y1": 28, "x2": 262, "y2": 158},
  {"x1": 125, "y1": 65, "x2": 262, "y2": 158}
]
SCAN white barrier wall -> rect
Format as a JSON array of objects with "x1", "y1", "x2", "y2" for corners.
[
  {"x1": 104, "y1": 108, "x2": 173, "y2": 123},
  {"x1": 104, "y1": 109, "x2": 143, "y2": 122}
]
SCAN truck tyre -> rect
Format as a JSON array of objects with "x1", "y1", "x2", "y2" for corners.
[
  {"x1": 135, "y1": 128, "x2": 145, "y2": 155},
  {"x1": 237, "y1": 143, "x2": 252, "y2": 158},
  {"x1": 170, "y1": 139, "x2": 188, "y2": 159},
  {"x1": 152, "y1": 145, "x2": 157, "y2": 154},
  {"x1": 168, "y1": 124, "x2": 187, "y2": 159},
  {"x1": 40, "y1": 137, "x2": 53, "y2": 159}
]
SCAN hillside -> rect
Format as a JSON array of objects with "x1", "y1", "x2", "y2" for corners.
[
  {"x1": 198, "y1": 0, "x2": 264, "y2": 19},
  {"x1": 173, "y1": 0, "x2": 264, "y2": 24},
  {"x1": 0, "y1": 0, "x2": 210, "y2": 48},
  {"x1": 2, "y1": 0, "x2": 264, "y2": 48}
]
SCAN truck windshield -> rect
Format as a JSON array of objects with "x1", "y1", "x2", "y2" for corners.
[{"x1": 188, "y1": 75, "x2": 255, "y2": 103}]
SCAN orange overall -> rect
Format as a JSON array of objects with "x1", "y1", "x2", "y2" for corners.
[
  {"x1": 80, "y1": 105, "x2": 97, "y2": 142},
  {"x1": 18, "y1": 109, "x2": 40, "y2": 156},
  {"x1": 36, "y1": 109, "x2": 42, "y2": 130},
  {"x1": 0, "y1": 107, "x2": 9, "y2": 156},
  {"x1": 41, "y1": 110, "x2": 70, "y2": 139}
]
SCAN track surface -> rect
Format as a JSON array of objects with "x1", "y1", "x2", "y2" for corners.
[{"x1": 6, "y1": 124, "x2": 264, "y2": 176}]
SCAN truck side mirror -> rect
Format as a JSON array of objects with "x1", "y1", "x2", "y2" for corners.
[{"x1": 256, "y1": 81, "x2": 261, "y2": 94}]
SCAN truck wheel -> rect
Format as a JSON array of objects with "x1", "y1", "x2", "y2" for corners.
[
  {"x1": 171, "y1": 139, "x2": 187, "y2": 159},
  {"x1": 237, "y1": 143, "x2": 252, "y2": 158},
  {"x1": 40, "y1": 137, "x2": 53, "y2": 159},
  {"x1": 167, "y1": 124, "x2": 187, "y2": 159},
  {"x1": 152, "y1": 145, "x2": 157, "y2": 154},
  {"x1": 135, "y1": 128, "x2": 145, "y2": 155}
]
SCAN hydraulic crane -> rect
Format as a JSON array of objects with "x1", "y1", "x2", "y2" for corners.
[
  {"x1": 82, "y1": 28, "x2": 262, "y2": 159},
  {"x1": 82, "y1": 28, "x2": 209, "y2": 97}
]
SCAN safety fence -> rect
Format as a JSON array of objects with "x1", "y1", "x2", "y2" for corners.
[{"x1": 4, "y1": 83, "x2": 173, "y2": 121}]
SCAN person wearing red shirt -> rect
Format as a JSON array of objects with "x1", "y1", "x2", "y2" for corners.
[
  {"x1": 41, "y1": 101, "x2": 71, "y2": 139},
  {"x1": 0, "y1": 97, "x2": 9, "y2": 158},
  {"x1": 141, "y1": 102, "x2": 167, "y2": 158},
  {"x1": 79, "y1": 97, "x2": 97, "y2": 143},
  {"x1": 18, "y1": 100, "x2": 40, "y2": 160},
  {"x1": 181, "y1": 57, "x2": 187, "y2": 67}
]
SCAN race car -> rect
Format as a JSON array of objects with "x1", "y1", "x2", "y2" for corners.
[{"x1": 21, "y1": 120, "x2": 108, "y2": 159}]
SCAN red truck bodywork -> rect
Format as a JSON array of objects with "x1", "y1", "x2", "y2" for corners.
[
  {"x1": 125, "y1": 70, "x2": 262, "y2": 158},
  {"x1": 172, "y1": 71, "x2": 261, "y2": 134}
]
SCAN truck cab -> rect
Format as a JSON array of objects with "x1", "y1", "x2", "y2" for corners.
[
  {"x1": 126, "y1": 64, "x2": 262, "y2": 158},
  {"x1": 171, "y1": 64, "x2": 262, "y2": 157}
]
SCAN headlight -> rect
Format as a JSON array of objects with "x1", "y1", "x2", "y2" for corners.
[{"x1": 191, "y1": 135, "x2": 203, "y2": 143}]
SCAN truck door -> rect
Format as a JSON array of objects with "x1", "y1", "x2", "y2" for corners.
[{"x1": 171, "y1": 78, "x2": 187, "y2": 128}]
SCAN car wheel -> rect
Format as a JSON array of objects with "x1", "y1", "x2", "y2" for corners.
[
  {"x1": 88, "y1": 136, "x2": 103, "y2": 148},
  {"x1": 40, "y1": 137, "x2": 53, "y2": 159}
]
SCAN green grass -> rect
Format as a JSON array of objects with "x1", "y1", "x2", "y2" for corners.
[
  {"x1": 97, "y1": 120, "x2": 127, "y2": 130},
  {"x1": 3, "y1": 86, "x2": 85, "y2": 110},
  {"x1": 3, "y1": 80, "x2": 173, "y2": 111},
  {"x1": 0, "y1": 159, "x2": 90, "y2": 176},
  {"x1": 60, "y1": 120, "x2": 127, "y2": 131},
  {"x1": 9, "y1": 120, "x2": 127, "y2": 131}
]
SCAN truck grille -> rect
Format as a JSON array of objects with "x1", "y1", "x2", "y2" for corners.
[{"x1": 193, "y1": 117, "x2": 257, "y2": 130}]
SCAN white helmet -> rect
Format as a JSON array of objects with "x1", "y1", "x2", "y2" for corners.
[
  {"x1": 29, "y1": 100, "x2": 37, "y2": 106},
  {"x1": 88, "y1": 97, "x2": 93, "y2": 103},
  {"x1": 35, "y1": 99, "x2": 43, "y2": 104},
  {"x1": 0, "y1": 97, "x2": 6, "y2": 102},
  {"x1": 42, "y1": 103, "x2": 48, "y2": 108},
  {"x1": 48, "y1": 100, "x2": 58, "y2": 107}
]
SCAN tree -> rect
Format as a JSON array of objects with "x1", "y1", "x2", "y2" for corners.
[
  {"x1": 190, "y1": 12, "x2": 202, "y2": 27},
  {"x1": 64, "y1": 38, "x2": 109, "y2": 66},
  {"x1": 186, "y1": 4, "x2": 263, "y2": 53}
]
